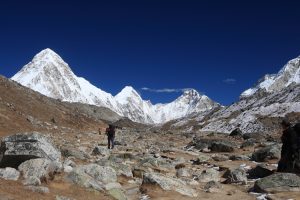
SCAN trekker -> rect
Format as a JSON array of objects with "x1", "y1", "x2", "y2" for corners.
[
  {"x1": 106, "y1": 124, "x2": 115, "y2": 149},
  {"x1": 277, "y1": 119, "x2": 300, "y2": 173}
]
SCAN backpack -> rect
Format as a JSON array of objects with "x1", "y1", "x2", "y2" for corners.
[{"x1": 106, "y1": 125, "x2": 115, "y2": 137}]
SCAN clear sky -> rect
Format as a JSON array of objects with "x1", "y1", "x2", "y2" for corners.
[{"x1": 1, "y1": 0, "x2": 300, "y2": 105}]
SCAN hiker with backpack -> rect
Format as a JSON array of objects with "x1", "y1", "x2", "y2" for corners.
[
  {"x1": 277, "y1": 119, "x2": 300, "y2": 173},
  {"x1": 105, "y1": 124, "x2": 116, "y2": 149}
]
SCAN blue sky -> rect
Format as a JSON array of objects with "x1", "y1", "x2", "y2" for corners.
[{"x1": 1, "y1": 0, "x2": 300, "y2": 105}]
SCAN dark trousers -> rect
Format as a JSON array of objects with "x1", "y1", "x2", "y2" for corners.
[{"x1": 108, "y1": 136, "x2": 114, "y2": 149}]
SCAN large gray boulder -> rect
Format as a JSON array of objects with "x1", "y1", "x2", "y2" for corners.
[
  {"x1": 0, "y1": 132, "x2": 61, "y2": 168},
  {"x1": 252, "y1": 144, "x2": 281, "y2": 162},
  {"x1": 67, "y1": 168, "x2": 104, "y2": 191},
  {"x1": 18, "y1": 158, "x2": 62, "y2": 185},
  {"x1": 189, "y1": 138, "x2": 235, "y2": 152},
  {"x1": 224, "y1": 167, "x2": 247, "y2": 185},
  {"x1": 67, "y1": 164, "x2": 117, "y2": 191},
  {"x1": 197, "y1": 168, "x2": 220, "y2": 183},
  {"x1": 143, "y1": 172, "x2": 198, "y2": 197},
  {"x1": 254, "y1": 173, "x2": 300, "y2": 193}
]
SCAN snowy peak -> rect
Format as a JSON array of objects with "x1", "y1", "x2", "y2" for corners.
[
  {"x1": 11, "y1": 48, "x2": 220, "y2": 124},
  {"x1": 115, "y1": 86, "x2": 142, "y2": 104},
  {"x1": 241, "y1": 56, "x2": 300, "y2": 98}
]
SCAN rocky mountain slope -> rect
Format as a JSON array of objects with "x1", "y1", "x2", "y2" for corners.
[
  {"x1": 0, "y1": 75, "x2": 122, "y2": 136},
  {"x1": 169, "y1": 55, "x2": 300, "y2": 134},
  {"x1": 12, "y1": 48, "x2": 220, "y2": 124}
]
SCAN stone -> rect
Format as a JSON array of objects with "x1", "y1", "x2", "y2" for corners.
[
  {"x1": 61, "y1": 147, "x2": 89, "y2": 160},
  {"x1": 195, "y1": 153, "x2": 211, "y2": 163},
  {"x1": 0, "y1": 167, "x2": 20, "y2": 181},
  {"x1": 105, "y1": 182, "x2": 122, "y2": 190},
  {"x1": 212, "y1": 154, "x2": 229, "y2": 161},
  {"x1": 254, "y1": 173, "x2": 300, "y2": 193},
  {"x1": 26, "y1": 186, "x2": 50, "y2": 194},
  {"x1": 192, "y1": 138, "x2": 236, "y2": 152},
  {"x1": 64, "y1": 166, "x2": 73, "y2": 173},
  {"x1": 81, "y1": 164, "x2": 117, "y2": 184},
  {"x1": 204, "y1": 181, "x2": 222, "y2": 193},
  {"x1": 252, "y1": 144, "x2": 281, "y2": 162},
  {"x1": 18, "y1": 158, "x2": 61, "y2": 184},
  {"x1": 92, "y1": 146, "x2": 110, "y2": 156},
  {"x1": 108, "y1": 188, "x2": 128, "y2": 200},
  {"x1": 241, "y1": 138, "x2": 257, "y2": 148},
  {"x1": 0, "y1": 132, "x2": 61, "y2": 168},
  {"x1": 224, "y1": 167, "x2": 247, "y2": 185},
  {"x1": 67, "y1": 168, "x2": 104, "y2": 191},
  {"x1": 210, "y1": 141, "x2": 234, "y2": 152},
  {"x1": 56, "y1": 196, "x2": 74, "y2": 200},
  {"x1": 247, "y1": 165, "x2": 274, "y2": 179},
  {"x1": 176, "y1": 168, "x2": 190, "y2": 178},
  {"x1": 23, "y1": 176, "x2": 41, "y2": 186},
  {"x1": 198, "y1": 168, "x2": 220, "y2": 183},
  {"x1": 229, "y1": 155, "x2": 250, "y2": 161},
  {"x1": 143, "y1": 172, "x2": 198, "y2": 197}
]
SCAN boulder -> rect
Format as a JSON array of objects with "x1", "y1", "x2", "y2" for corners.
[
  {"x1": 254, "y1": 173, "x2": 300, "y2": 193},
  {"x1": 212, "y1": 154, "x2": 229, "y2": 162},
  {"x1": 0, "y1": 132, "x2": 61, "y2": 168},
  {"x1": 247, "y1": 165, "x2": 274, "y2": 179},
  {"x1": 0, "y1": 167, "x2": 20, "y2": 181},
  {"x1": 204, "y1": 181, "x2": 222, "y2": 193},
  {"x1": 67, "y1": 167, "x2": 104, "y2": 191},
  {"x1": 241, "y1": 138, "x2": 257, "y2": 148},
  {"x1": 108, "y1": 188, "x2": 128, "y2": 200},
  {"x1": 229, "y1": 155, "x2": 250, "y2": 161},
  {"x1": 143, "y1": 172, "x2": 198, "y2": 197},
  {"x1": 92, "y1": 146, "x2": 110, "y2": 156},
  {"x1": 18, "y1": 158, "x2": 62, "y2": 184},
  {"x1": 176, "y1": 168, "x2": 190, "y2": 178},
  {"x1": 198, "y1": 168, "x2": 220, "y2": 183},
  {"x1": 61, "y1": 147, "x2": 89, "y2": 160},
  {"x1": 252, "y1": 144, "x2": 281, "y2": 162},
  {"x1": 224, "y1": 167, "x2": 247, "y2": 185},
  {"x1": 81, "y1": 164, "x2": 117, "y2": 184},
  {"x1": 190, "y1": 138, "x2": 235, "y2": 152}
]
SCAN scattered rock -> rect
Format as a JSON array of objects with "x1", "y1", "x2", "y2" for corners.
[
  {"x1": 61, "y1": 147, "x2": 89, "y2": 160},
  {"x1": 18, "y1": 158, "x2": 61, "y2": 184},
  {"x1": 212, "y1": 154, "x2": 229, "y2": 161},
  {"x1": 229, "y1": 155, "x2": 250, "y2": 161},
  {"x1": 254, "y1": 173, "x2": 300, "y2": 193},
  {"x1": 67, "y1": 167, "x2": 104, "y2": 191},
  {"x1": 248, "y1": 165, "x2": 274, "y2": 179},
  {"x1": 241, "y1": 138, "x2": 257, "y2": 148},
  {"x1": 81, "y1": 164, "x2": 117, "y2": 184},
  {"x1": 210, "y1": 141, "x2": 235, "y2": 152},
  {"x1": 108, "y1": 188, "x2": 128, "y2": 200},
  {"x1": 224, "y1": 167, "x2": 247, "y2": 185},
  {"x1": 56, "y1": 196, "x2": 75, "y2": 200},
  {"x1": 0, "y1": 132, "x2": 61, "y2": 168},
  {"x1": 204, "y1": 181, "x2": 222, "y2": 193},
  {"x1": 92, "y1": 146, "x2": 110, "y2": 156},
  {"x1": 252, "y1": 144, "x2": 281, "y2": 162},
  {"x1": 23, "y1": 176, "x2": 41, "y2": 186},
  {"x1": 0, "y1": 167, "x2": 20, "y2": 181},
  {"x1": 26, "y1": 186, "x2": 50, "y2": 194},
  {"x1": 176, "y1": 168, "x2": 190, "y2": 178},
  {"x1": 143, "y1": 172, "x2": 198, "y2": 197},
  {"x1": 198, "y1": 168, "x2": 220, "y2": 183}
]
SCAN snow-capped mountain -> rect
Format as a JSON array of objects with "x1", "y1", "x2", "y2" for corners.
[
  {"x1": 241, "y1": 56, "x2": 300, "y2": 98},
  {"x1": 170, "y1": 55, "x2": 300, "y2": 134},
  {"x1": 12, "y1": 48, "x2": 219, "y2": 124}
]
